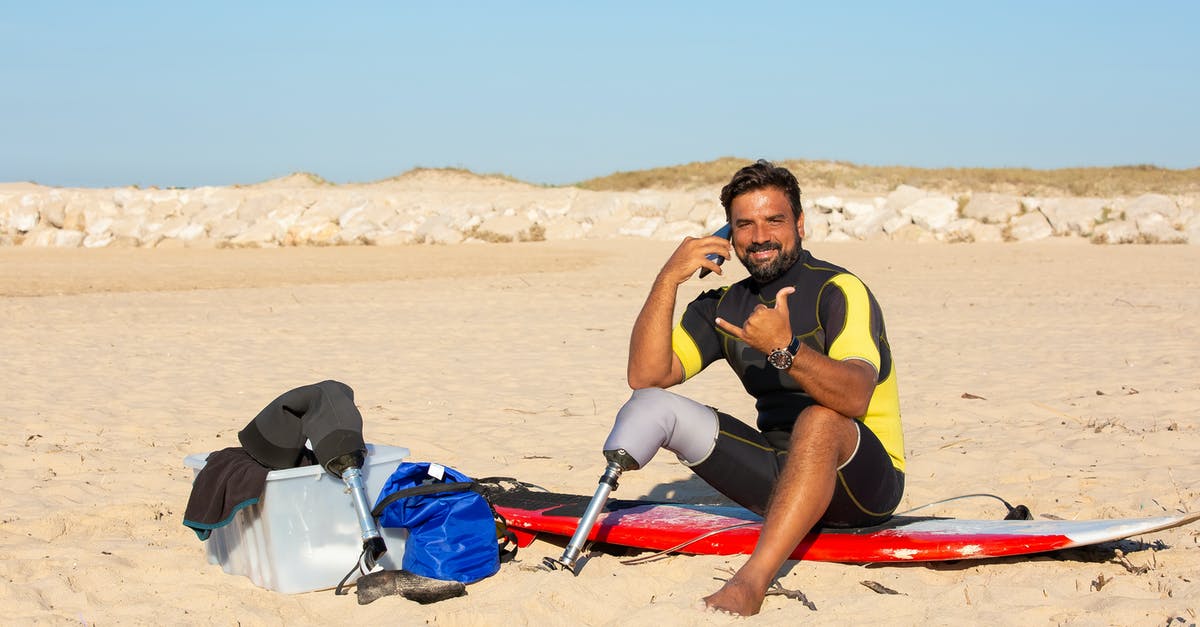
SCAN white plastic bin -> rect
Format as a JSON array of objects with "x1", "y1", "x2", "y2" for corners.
[{"x1": 183, "y1": 443, "x2": 410, "y2": 593}]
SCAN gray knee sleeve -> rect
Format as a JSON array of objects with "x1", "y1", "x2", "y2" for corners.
[{"x1": 602, "y1": 388, "x2": 719, "y2": 469}]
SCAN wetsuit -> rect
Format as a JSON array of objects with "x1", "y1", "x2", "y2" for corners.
[{"x1": 607, "y1": 248, "x2": 904, "y2": 526}]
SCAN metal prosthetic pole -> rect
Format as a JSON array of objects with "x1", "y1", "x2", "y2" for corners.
[
  {"x1": 335, "y1": 456, "x2": 387, "y2": 573},
  {"x1": 544, "y1": 449, "x2": 640, "y2": 574}
]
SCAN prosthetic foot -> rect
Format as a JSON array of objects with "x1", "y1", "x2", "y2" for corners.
[
  {"x1": 543, "y1": 449, "x2": 639, "y2": 574},
  {"x1": 329, "y1": 451, "x2": 387, "y2": 573}
]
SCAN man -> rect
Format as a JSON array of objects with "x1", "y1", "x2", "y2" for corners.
[{"x1": 602, "y1": 160, "x2": 904, "y2": 615}]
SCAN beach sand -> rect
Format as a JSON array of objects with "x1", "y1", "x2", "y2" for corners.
[{"x1": 1, "y1": 239, "x2": 1197, "y2": 625}]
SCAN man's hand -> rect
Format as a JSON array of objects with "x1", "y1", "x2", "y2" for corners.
[
  {"x1": 657, "y1": 235, "x2": 731, "y2": 286},
  {"x1": 715, "y1": 287, "x2": 795, "y2": 355}
]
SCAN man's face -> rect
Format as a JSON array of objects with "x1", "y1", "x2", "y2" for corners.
[{"x1": 729, "y1": 187, "x2": 805, "y2": 283}]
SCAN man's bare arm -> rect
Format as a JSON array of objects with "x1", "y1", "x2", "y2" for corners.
[{"x1": 627, "y1": 235, "x2": 730, "y2": 389}]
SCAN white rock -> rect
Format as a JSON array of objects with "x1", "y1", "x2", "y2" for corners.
[
  {"x1": 842, "y1": 201, "x2": 877, "y2": 221},
  {"x1": 812, "y1": 195, "x2": 843, "y2": 213},
  {"x1": 883, "y1": 185, "x2": 930, "y2": 213},
  {"x1": 1038, "y1": 198, "x2": 1108, "y2": 235},
  {"x1": 10, "y1": 194, "x2": 41, "y2": 232},
  {"x1": 22, "y1": 227, "x2": 84, "y2": 248},
  {"x1": 967, "y1": 222, "x2": 1005, "y2": 243},
  {"x1": 83, "y1": 232, "x2": 114, "y2": 248},
  {"x1": 541, "y1": 216, "x2": 587, "y2": 241},
  {"x1": 901, "y1": 196, "x2": 959, "y2": 231},
  {"x1": 654, "y1": 220, "x2": 704, "y2": 241},
  {"x1": 846, "y1": 209, "x2": 900, "y2": 239},
  {"x1": 1007, "y1": 212, "x2": 1054, "y2": 241},
  {"x1": 938, "y1": 218, "x2": 983, "y2": 243},
  {"x1": 414, "y1": 216, "x2": 464, "y2": 244},
  {"x1": 619, "y1": 216, "x2": 662, "y2": 238},
  {"x1": 229, "y1": 219, "x2": 286, "y2": 247},
  {"x1": 962, "y1": 193, "x2": 1021, "y2": 224},
  {"x1": 1121, "y1": 193, "x2": 1180, "y2": 222},
  {"x1": 1184, "y1": 214, "x2": 1200, "y2": 244},
  {"x1": 473, "y1": 214, "x2": 538, "y2": 242},
  {"x1": 208, "y1": 218, "x2": 249, "y2": 241},
  {"x1": 1135, "y1": 214, "x2": 1187, "y2": 244},
  {"x1": 1090, "y1": 220, "x2": 1139, "y2": 244},
  {"x1": 882, "y1": 213, "x2": 912, "y2": 234},
  {"x1": 803, "y1": 214, "x2": 829, "y2": 242}
]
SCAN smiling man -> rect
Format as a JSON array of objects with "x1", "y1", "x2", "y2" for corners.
[{"x1": 603, "y1": 160, "x2": 905, "y2": 615}]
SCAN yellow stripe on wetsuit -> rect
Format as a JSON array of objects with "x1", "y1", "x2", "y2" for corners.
[
  {"x1": 825, "y1": 274, "x2": 880, "y2": 366},
  {"x1": 672, "y1": 323, "x2": 704, "y2": 381}
]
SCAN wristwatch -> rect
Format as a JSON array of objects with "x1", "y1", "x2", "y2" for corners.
[{"x1": 767, "y1": 337, "x2": 801, "y2": 370}]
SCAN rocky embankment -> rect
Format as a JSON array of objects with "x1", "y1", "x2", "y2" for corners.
[{"x1": 2, "y1": 170, "x2": 1197, "y2": 248}]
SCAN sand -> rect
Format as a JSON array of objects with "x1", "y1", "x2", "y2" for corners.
[{"x1": 1, "y1": 239, "x2": 1197, "y2": 625}]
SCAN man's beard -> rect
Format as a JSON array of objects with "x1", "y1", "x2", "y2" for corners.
[{"x1": 738, "y1": 238, "x2": 802, "y2": 283}]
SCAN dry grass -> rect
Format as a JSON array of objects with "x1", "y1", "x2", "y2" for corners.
[{"x1": 574, "y1": 157, "x2": 1200, "y2": 197}]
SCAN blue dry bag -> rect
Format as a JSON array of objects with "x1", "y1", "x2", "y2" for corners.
[{"x1": 372, "y1": 462, "x2": 500, "y2": 583}]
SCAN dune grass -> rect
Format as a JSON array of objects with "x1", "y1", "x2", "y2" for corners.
[{"x1": 574, "y1": 157, "x2": 1200, "y2": 196}]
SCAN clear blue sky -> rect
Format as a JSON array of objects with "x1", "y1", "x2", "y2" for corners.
[{"x1": 2, "y1": 1, "x2": 1196, "y2": 188}]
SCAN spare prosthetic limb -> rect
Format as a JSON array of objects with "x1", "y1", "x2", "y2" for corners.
[
  {"x1": 329, "y1": 451, "x2": 387, "y2": 573},
  {"x1": 543, "y1": 449, "x2": 640, "y2": 573}
]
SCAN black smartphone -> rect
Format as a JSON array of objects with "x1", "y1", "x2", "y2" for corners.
[{"x1": 698, "y1": 223, "x2": 731, "y2": 278}]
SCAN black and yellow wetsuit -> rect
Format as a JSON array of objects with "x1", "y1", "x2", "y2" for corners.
[{"x1": 671, "y1": 249, "x2": 904, "y2": 524}]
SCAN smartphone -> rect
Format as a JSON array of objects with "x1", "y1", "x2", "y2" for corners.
[{"x1": 698, "y1": 223, "x2": 731, "y2": 278}]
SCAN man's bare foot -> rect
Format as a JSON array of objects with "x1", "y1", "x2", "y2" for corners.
[{"x1": 703, "y1": 577, "x2": 766, "y2": 616}]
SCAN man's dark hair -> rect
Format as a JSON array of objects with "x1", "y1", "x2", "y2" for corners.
[{"x1": 719, "y1": 159, "x2": 803, "y2": 221}]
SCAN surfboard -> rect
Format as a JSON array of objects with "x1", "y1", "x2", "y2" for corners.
[{"x1": 485, "y1": 483, "x2": 1200, "y2": 563}]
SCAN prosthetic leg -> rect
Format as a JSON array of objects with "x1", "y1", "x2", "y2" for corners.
[
  {"x1": 329, "y1": 451, "x2": 388, "y2": 573},
  {"x1": 543, "y1": 449, "x2": 639, "y2": 573}
]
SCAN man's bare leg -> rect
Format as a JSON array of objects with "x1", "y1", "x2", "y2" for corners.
[{"x1": 703, "y1": 406, "x2": 858, "y2": 615}]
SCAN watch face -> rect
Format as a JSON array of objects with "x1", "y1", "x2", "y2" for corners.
[{"x1": 768, "y1": 348, "x2": 792, "y2": 370}]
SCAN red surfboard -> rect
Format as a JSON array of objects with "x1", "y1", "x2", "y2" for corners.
[{"x1": 487, "y1": 485, "x2": 1199, "y2": 563}]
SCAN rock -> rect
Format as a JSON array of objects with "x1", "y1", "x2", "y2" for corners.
[
  {"x1": 812, "y1": 195, "x2": 844, "y2": 213},
  {"x1": 1121, "y1": 193, "x2": 1180, "y2": 223},
  {"x1": 471, "y1": 214, "x2": 538, "y2": 242},
  {"x1": 1037, "y1": 197, "x2": 1109, "y2": 236},
  {"x1": 939, "y1": 218, "x2": 982, "y2": 243},
  {"x1": 9, "y1": 194, "x2": 42, "y2": 232},
  {"x1": 901, "y1": 196, "x2": 959, "y2": 231},
  {"x1": 1135, "y1": 214, "x2": 1187, "y2": 244},
  {"x1": 229, "y1": 219, "x2": 286, "y2": 247},
  {"x1": 1007, "y1": 212, "x2": 1054, "y2": 241},
  {"x1": 967, "y1": 221, "x2": 1005, "y2": 243},
  {"x1": 365, "y1": 231, "x2": 420, "y2": 246},
  {"x1": 1090, "y1": 220, "x2": 1140, "y2": 244},
  {"x1": 286, "y1": 217, "x2": 341, "y2": 246},
  {"x1": 619, "y1": 216, "x2": 662, "y2": 238},
  {"x1": 962, "y1": 193, "x2": 1021, "y2": 224},
  {"x1": 882, "y1": 213, "x2": 912, "y2": 234},
  {"x1": 22, "y1": 227, "x2": 84, "y2": 248},
  {"x1": 883, "y1": 185, "x2": 930, "y2": 213},
  {"x1": 654, "y1": 220, "x2": 704, "y2": 241},
  {"x1": 541, "y1": 215, "x2": 587, "y2": 240},
  {"x1": 414, "y1": 216, "x2": 464, "y2": 244},
  {"x1": 803, "y1": 212, "x2": 829, "y2": 242},
  {"x1": 845, "y1": 209, "x2": 900, "y2": 239},
  {"x1": 208, "y1": 218, "x2": 250, "y2": 241},
  {"x1": 842, "y1": 201, "x2": 877, "y2": 221},
  {"x1": 1184, "y1": 214, "x2": 1200, "y2": 244}
]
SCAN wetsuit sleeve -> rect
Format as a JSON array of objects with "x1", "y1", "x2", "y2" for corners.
[
  {"x1": 671, "y1": 288, "x2": 725, "y2": 381},
  {"x1": 819, "y1": 274, "x2": 882, "y2": 372}
]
